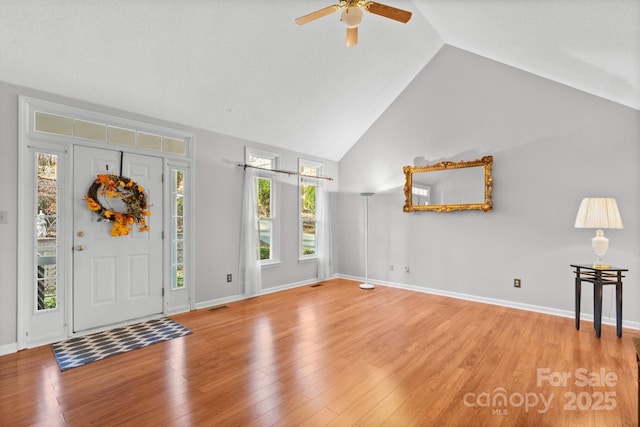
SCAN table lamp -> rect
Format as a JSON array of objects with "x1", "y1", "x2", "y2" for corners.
[{"x1": 574, "y1": 197, "x2": 623, "y2": 269}]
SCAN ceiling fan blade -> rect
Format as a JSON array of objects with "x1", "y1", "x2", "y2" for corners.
[
  {"x1": 346, "y1": 26, "x2": 358, "y2": 47},
  {"x1": 295, "y1": 5, "x2": 342, "y2": 25},
  {"x1": 364, "y1": 2, "x2": 412, "y2": 23}
]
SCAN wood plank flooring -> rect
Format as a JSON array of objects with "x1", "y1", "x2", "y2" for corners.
[{"x1": 1, "y1": 278, "x2": 639, "y2": 426}]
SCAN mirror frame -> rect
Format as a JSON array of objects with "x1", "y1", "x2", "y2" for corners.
[{"x1": 403, "y1": 155, "x2": 493, "y2": 212}]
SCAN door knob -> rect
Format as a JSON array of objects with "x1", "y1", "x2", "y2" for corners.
[{"x1": 76, "y1": 245, "x2": 85, "y2": 251}]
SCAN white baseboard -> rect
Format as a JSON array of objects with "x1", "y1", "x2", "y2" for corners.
[
  {"x1": 194, "y1": 278, "x2": 319, "y2": 311},
  {"x1": 258, "y1": 278, "x2": 319, "y2": 296},
  {"x1": 167, "y1": 304, "x2": 192, "y2": 316},
  {"x1": 337, "y1": 274, "x2": 640, "y2": 331},
  {"x1": 0, "y1": 342, "x2": 18, "y2": 356},
  {"x1": 194, "y1": 294, "x2": 248, "y2": 311}
]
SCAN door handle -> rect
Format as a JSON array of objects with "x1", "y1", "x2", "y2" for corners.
[{"x1": 75, "y1": 245, "x2": 85, "y2": 251}]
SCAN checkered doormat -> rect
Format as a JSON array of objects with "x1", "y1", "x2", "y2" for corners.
[{"x1": 51, "y1": 317, "x2": 192, "y2": 371}]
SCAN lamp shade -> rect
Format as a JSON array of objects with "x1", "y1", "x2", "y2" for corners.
[{"x1": 574, "y1": 198, "x2": 623, "y2": 229}]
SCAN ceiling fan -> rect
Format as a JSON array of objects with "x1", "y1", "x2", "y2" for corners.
[{"x1": 295, "y1": 0, "x2": 412, "y2": 47}]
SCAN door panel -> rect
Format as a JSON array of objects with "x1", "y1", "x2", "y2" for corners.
[
  {"x1": 73, "y1": 146, "x2": 163, "y2": 332},
  {"x1": 93, "y1": 257, "x2": 117, "y2": 304},
  {"x1": 129, "y1": 254, "x2": 150, "y2": 298}
]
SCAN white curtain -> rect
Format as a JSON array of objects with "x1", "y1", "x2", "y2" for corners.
[
  {"x1": 317, "y1": 183, "x2": 333, "y2": 281},
  {"x1": 239, "y1": 167, "x2": 261, "y2": 296}
]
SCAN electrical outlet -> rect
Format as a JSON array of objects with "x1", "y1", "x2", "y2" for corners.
[
  {"x1": 389, "y1": 265, "x2": 394, "y2": 271},
  {"x1": 0, "y1": 211, "x2": 7, "y2": 224},
  {"x1": 405, "y1": 266, "x2": 410, "y2": 274},
  {"x1": 226, "y1": 274, "x2": 232, "y2": 283},
  {"x1": 514, "y1": 278, "x2": 521, "y2": 288}
]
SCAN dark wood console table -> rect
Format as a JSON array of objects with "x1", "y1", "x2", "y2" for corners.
[{"x1": 572, "y1": 264, "x2": 627, "y2": 338}]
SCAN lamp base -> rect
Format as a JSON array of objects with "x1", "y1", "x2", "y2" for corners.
[
  {"x1": 591, "y1": 254, "x2": 610, "y2": 269},
  {"x1": 359, "y1": 283, "x2": 375, "y2": 290}
]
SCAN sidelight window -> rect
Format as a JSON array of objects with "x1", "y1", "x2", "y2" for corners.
[
  {"x1": 171, "y1": 168, "x2": 187, "y2": 289},
  {"x1": 35, "y1": 152, "x2": 59, "y2": 311}
]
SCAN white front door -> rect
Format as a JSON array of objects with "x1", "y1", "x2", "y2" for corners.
[{"x1": 73, "y1": 146, "x2": 163, "y2": 332}]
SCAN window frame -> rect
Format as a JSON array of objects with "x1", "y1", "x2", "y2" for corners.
[
  {"x1": 298, "y1": 158, "x2": 323, "y2": 261},
  {"x1": 246, "y1": 148, "x2": 281, "y2": 266}
]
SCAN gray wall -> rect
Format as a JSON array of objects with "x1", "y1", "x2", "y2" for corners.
[
  {"x1": 337, "y1": 46, "x2": 640, "y2": 324},
  {"x1": 0, "y1": 81, "x2": 338, "y2": 349},
  {"x1": 194, "y1": 135, "x2": 339, "y2": 303}
]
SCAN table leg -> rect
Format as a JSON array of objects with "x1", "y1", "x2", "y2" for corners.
[
  {"x1": 593, "y1": 284, "x2": 597, "y2": 330},
  {"x1": 575, "y1": 277, "x2": 581, "y2": 330},
  {"x1": 594, "y1": 283, "x2": 603, "y2": 338},
  {"x1": 616, "y1": 283, "x2": 622, "y2": 338}
]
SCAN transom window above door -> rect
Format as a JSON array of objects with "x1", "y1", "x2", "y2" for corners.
[{"x1": 34, "y1": 111, "x2": 187, "y2": 156}]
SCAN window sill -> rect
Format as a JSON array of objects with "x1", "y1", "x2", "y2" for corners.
[
  {"x1": 261, "y1": 260, "x2": 281, "y2": 268},
  {"x1": 298, "y1": 257, "x2": 318, "y2": 264}
]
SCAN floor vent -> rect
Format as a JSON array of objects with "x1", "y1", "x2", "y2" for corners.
[
  {"x1": 309, "y1": 283, "x2": 323, "y2": 288},
  {"x1": 209, "y1": 305, "x2": 229, "y2": 312}
]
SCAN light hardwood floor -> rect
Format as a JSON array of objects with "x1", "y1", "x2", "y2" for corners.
[{"x1": 1, "y1": 278, "x2": 638, "y2": 426}]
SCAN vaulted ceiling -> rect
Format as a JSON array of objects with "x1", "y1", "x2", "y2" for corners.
[{"x1": 1, "y1": 0, "x2": 638, "y2": 161}]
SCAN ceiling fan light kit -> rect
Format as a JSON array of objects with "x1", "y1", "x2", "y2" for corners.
[
  {"x1": 341, "y1": 6, "x2": 363, "y2": 28},
  {"x1": 295, "y1": 0, "x2": 412, "y2": 47}
]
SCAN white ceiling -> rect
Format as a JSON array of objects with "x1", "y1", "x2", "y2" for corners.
[{"x1": 1, "y1": 0, "x2": 638, "y2": 161}]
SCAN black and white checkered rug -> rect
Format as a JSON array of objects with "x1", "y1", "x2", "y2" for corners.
[{"x1": 51, "y1": 317, "x2": 192, "y2": 371}]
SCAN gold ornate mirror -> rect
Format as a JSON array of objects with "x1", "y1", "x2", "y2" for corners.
[{"x1": 403, "y1": 155, "x2": 493, "y2": 212}]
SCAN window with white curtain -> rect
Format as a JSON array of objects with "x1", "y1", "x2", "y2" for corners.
[
  {"x1": 298, "y1": 159, "x2": 323, "y2": 260},
  {"x1": 246, "y1": 149, "x2": 280, "y2": 264}
]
